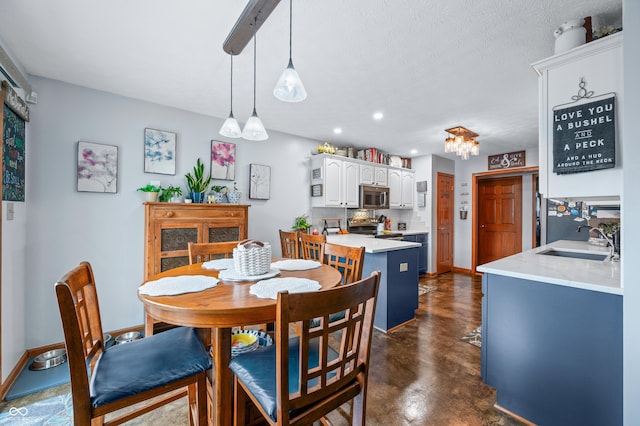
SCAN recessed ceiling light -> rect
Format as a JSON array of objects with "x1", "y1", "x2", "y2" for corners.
[
  {"x1": 410, "y1": 149, "x2": 418, "y2": 155},
  {"x1": 373, "y1": 112, "x2": 384, "y2": 120},
  {"x1": 333, "y1": 127, "x2": 342, "y2": 134}
]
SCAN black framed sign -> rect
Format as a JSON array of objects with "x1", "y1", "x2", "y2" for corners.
[{"x1": 552, "y1": 94, "x2": 616, "y2": 175}]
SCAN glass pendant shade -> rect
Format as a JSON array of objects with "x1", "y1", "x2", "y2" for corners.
[
  {"x1": 274, "y1": 59, "x2": 307, "y2": 102},
  {"x1": 444, "y1": 126, "x2": 479, "y2": 160},
  {"x1": 242, "y1": 109, "x2": 268, "y2": 140},
  {"x1": 220, "y1": 113, "x2": 242, "y2": 138}
]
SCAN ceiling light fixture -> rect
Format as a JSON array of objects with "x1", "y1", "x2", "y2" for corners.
[
  {"x1": 242, "y1": 17, "x2": 268, "y2": 141},
  {"x1": 373, "y1": 112, "x2": 384, "y2": 120},
  {"x1": 219, "y1": 54, "x2": 242, "y2": 138},
  {"x1": 333, "y1": 127, "x2": 342, "y2": 134},
  {"x1": 444, "y1": 126, "x2": 479, "y2": 160},
  {"x1": 223, "y1": 0, "x2": 281, "y2": 55},
  {"x1": 273, "y1": 0, "x2": 307, "y2": 102}
]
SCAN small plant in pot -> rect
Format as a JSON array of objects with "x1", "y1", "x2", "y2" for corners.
[
  {"x1": 210, "y1": 185, "x2": 228, "y2": 204},
  {"x1": 159, "y1": 185, "x2": 183, "y2": 202},
  {"x1": 292, "y1": 214, "x2": 312, "y2": 234},
  {"x1": 137, "y1": 184, "x2": 163, "y2": 202},
  {"x1": 185, "y1": 158, "x2": 212, "y2": 203}
]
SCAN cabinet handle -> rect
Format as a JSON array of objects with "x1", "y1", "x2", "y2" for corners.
[{"x1": 166, "y1": 211, "x2": 175, "y2": 217}]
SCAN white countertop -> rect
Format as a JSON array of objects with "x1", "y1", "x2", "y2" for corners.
[
  {"x1": 398, "y1": 228, "x2": 429, "y2": 236},
  {"x1": 477, "y1": 240, "x2": 621, "y2": 295},
  {"x1": 326, "y1": 234, "x2": 421, "y2": 253}
]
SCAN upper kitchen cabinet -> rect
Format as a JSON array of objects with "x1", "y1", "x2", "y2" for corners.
[
  {"x1": 532, "y1": 33, "x2": 622, "y2": 199},
  {"x1": 360, "y1": 164, "x2": 388, "y2": 186},
  {"x1": 311, "y1": 155, "x2": 359, "y2": 208},
  {"x1": 388, "y1": 168, "x2": 415, "y2": 209}
]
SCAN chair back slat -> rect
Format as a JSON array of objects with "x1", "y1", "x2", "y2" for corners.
[
  {"x1": 275, "y1": 271, "x2": 380, "y2": 419},
  {"x1": 323, "y1": 243, "x2": 365, "y2": 285},
  {"x1": 299, "y1": 233, "x2": 326, "y2": 261},
  {"x1": 188, "y1": 241, "x2": 239, "y2": 264},
  {"x1": 279, "y1": 230, "x2": 300, "y2": 259}
]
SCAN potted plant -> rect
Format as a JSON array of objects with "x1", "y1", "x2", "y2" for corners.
[
  {"x1": 137, "y1": 184, "x2": 163, "y2": 202},
  {"x1": 185, "y1": 158, "x2": 212, "y2": 203},
  {"x1": 159, "y1": 185, "x2": 183, "y2": 202},
  {"x1": 292, "y1": 214, "x2": 312, "y2": 233},
  {"x1": 210, "y1": 184, "x2": 228, "y2": 203}
]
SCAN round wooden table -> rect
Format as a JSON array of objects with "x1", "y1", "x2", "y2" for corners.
[{"x1": 138, "y1": 262, "x2": 342, "y2": 426}]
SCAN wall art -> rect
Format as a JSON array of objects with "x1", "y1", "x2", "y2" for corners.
[
  {"x1": 249, "y1": 163, "x2": 270, "y2": 200},
  {"x1": 211, "y1": 140, "x2": 236, "y2": 180},
  {"x1": 144, "y1": 128, "x2": 176, "y2": 175},
  {"x1": 77, "y1": 141, "x2": 118, "y2": 193}
]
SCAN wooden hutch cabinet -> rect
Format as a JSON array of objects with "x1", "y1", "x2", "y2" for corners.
[{"x1": 143, "y1": 202, "x2": 249, "y2": 280}]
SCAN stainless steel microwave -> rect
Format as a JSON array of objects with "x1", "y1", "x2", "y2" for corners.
[{"x1": 360, "y1": 185, "x2": 389, "y2": 209}]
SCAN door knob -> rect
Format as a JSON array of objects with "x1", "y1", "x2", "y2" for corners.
[{"x1": 480, "y1": 224, "x2": 486, "y2": 228}]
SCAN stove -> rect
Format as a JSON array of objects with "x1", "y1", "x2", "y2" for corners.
[
  {"x1": 347, "y1": 218, "x2": 378, "y2": 235},
  {"x1": 373, "y1": 232, "x2": 404, "y2": 239}
]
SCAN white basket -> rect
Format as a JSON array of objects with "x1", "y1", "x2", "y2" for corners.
[{"x1": 233, "y1": 240, "x2": 271, "y2": 276}]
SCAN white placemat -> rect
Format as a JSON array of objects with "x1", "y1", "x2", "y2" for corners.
[
  {"x1": 139, "y1": 275, "x2": 219, "y2": 296},
  {"x1": 218, "y1": 267, "x2": 280, "y2": 282},
  {"x1": 201, "y1": 258, "x2": 235, "y2": 270},
  {"x1": 250, "y1": 277, "x2": 321, "y2": 300},
  {"x1": 270, "y1": 259, "x2": 322, "y2": 271}
]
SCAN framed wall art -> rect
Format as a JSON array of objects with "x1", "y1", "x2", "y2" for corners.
[
  {"x1": 249, "y1": 163, "x2": 270, "y2": 200},
  {"x1": 77, "y1": 141, "x2": 118, "y2": 193},
  {"x1": 1, "y1": 80, "x2": 29, "y2": 202},
  {"x1": 144, "y1": 128, "x2": 176, "y2": 175},
  {"x1": 211, "y1": 140, "x2": 236, "y2": 180}
]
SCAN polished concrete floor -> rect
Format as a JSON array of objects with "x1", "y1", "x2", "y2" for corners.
[{"x1": 1, "y1": 272, "x2": 524, "y2": 425}]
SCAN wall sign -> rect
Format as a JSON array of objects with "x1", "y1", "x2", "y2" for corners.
[
  {"x1": 1, "y1": 81, "x2": 29, "y2": 202},
  {"x1": 488, "y1": 151, "x2": 526, "y2": 170},
  {"x1": 552, "y1": 94, "x2": 616, "y2": 174}
]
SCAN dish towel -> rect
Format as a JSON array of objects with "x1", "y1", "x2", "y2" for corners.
[
  {"x1": 202, "y1": 258, "x2": 235, "y2": 270},
  {"x1": 139, "y1": 275, "x2": 219, "y2": 296},
  {"x1": 218, "y1": 267, "x2": 280, "y2": 282},
  {"x1": 270, "y1": 259, "x2": 322, "y2": 271},
  {"x1": 250, "y1": 277, "x2": 321, "y2": 300}
]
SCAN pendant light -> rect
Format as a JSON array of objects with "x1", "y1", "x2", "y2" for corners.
[
  {"x1": 273, "y1": 0, "x2": 307, "y2": 102},
  {"x1": 219, "y1": 54, "x2": 242, "y2": 138},
  {"x1": 242, "y1": 17, "x2": 268, "y2": 141}
]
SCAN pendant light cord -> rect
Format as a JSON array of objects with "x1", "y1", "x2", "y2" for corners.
[
  {"x1": 253, "y1": 17, "x2": 257, "y2": 112},
  {"x1": 230, "y1": 54, "x2": 234, "y2": 112},
  {"x1": 288, "y1": 0, "x2": 293, "y2": 59}
]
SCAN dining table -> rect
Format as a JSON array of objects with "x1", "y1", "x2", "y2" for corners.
[{"x1": 138, "y1": 260, "x2": 342, "y2": 426}]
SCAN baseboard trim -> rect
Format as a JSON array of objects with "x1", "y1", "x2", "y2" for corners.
[
  {"x1": 452, "y1": 267, "x2": 472, "y2": 275},
  {"x1": 494, "y1": 403, "x2": 537, "y2": 426},
  {"x1": 374, "y1": 317, "x2": 416, "y2": 334},
  {"x1": 1, "y1": 324, "x2": 145, "y2": 401}
]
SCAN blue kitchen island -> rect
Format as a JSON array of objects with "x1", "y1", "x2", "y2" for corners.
[
  {"x1": 478, "y1": 240, "x2": 622, "y2": 426},
  {"x1": 326, "y1": 234, "x2": 423, "y2": 332}
]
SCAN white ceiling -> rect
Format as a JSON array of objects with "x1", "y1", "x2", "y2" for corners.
[{"x1": 0, "y1": 0, "x2": 623, "y2": 159}]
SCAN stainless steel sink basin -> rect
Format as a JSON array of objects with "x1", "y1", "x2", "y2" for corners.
[{"x1": 537, "y1": 249, "x2": 608, "y2": 261}]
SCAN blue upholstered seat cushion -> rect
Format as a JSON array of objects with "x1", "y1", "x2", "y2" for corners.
[
  {"x1": 310, "y1": 311, "x2": 346, "y2": 328},
  {"x1": 90, "y1": 327, "x2": 212, "y2": 408},
  {"x1": 229, "y1": 337, "x2": 338, "y2": 422}
]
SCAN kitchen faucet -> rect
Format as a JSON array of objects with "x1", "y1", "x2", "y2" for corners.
[{"x1": 576, "y1": 226, "x2": 620, "y2": 261}]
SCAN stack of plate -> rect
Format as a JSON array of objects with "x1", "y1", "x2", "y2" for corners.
[{"x1": 231, "y1": 331, "x2": 259, "y2": 357}]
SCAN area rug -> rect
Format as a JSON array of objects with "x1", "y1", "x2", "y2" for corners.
[
  {"x1": 460, "y1": 326, "x2": 482, "y2": 348},
  {"x1": 418, "y1": 285, "x2": 437, "y2": 296},
  {"x1": 0, "y1": 393, "x2": 72, "y2": 425}
]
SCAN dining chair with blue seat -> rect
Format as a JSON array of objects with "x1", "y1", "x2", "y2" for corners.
[
  {"x1": 55, "y1": 261, "x2": 211, "y2": 425},
  {"x1": 229, "y1": 270, "x2": 381, "y2": 425}
]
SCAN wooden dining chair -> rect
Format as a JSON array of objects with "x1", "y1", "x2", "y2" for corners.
[
  {"x1": 55, "y1": 261, "x2": 211, "y2": 426},
  {"x1": 229, "y1": 271, "x2": 381, "y2": 426},
  {"x1": 323, "y1": 242, "x2": 365, "y2": 285},
  {"x1": 279, "y1": 230, "x2": 300, "y2": 259},
  {"x1": 299, "y1": 233, "x2": 326, "y2": 261},
  {"x1": 188, "y1": 240, "x2": 239, "y2": 264}
]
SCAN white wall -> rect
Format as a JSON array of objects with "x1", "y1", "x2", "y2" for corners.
[
  {"x1": 623, "y1": 0, "x2": 640, "y2": 422},
  {"x1": 19, "y1": 77, "x2": 316, "y2": 366}
]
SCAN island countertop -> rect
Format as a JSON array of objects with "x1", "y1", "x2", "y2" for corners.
[
  {"x1": 326, "y1": 234, "x2": 420, "y2": 253},
  {"x1": 477, "y1": 240, "x2": 621, "y2": 295}
]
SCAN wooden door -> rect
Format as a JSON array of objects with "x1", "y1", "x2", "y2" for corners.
[
  {"x1": 477, "y1": 176, "x2": 523, "y2": 266},
  {"x1": 436, "y1": 173, "x2": 454, "y2": 274}
]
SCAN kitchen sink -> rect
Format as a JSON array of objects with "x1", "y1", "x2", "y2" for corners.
[{"x1": 537, "y1": 248, "x2": 608, "y2": 261}]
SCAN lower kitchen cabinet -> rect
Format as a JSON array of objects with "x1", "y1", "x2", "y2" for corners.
[{"x1": 403, "y1": 233, "x2": 428, "y2": 275}]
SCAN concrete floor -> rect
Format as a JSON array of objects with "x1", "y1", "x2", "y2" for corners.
[{"x1": 0, "y1": 272, "x2": 525, "y2": 425}]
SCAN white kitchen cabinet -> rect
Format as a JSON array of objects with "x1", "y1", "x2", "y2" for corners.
[
  {"x1": 532, "y1": 33, "x2": 622, "y2": 199},
  {"x1": 389, "y1": 168, "x2": 415, "y2": 208},
  {"x1": 311, "y1": 156, "x2": 359, "y2": 207},
  {"x1": 359, "y1": 164, "x2": 388, "y2": 186}
]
